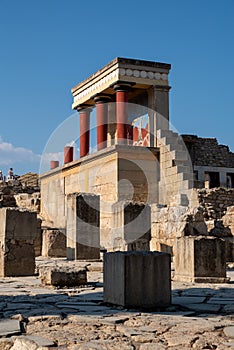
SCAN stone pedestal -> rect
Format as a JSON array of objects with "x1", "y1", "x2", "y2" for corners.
[
  {"x1": 174, "y1": 236, "x2": 229, "y2": 283},
  {"x1": 104, "y1": 251, "x2": 171, "y2": 308},
  {"x1": 66, "y1": 193, "x2": 100, "y2": 260},
  {"x1": 0, "y1": 208, "x2": 37, "y2": 277}
]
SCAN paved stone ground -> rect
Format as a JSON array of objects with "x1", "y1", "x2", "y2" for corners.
[{"x1": 0, "y1": 258, "x2": 233, "y2": 349}]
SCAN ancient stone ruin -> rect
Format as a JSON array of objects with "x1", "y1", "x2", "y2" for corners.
[
  {"x1": 0, "y1": 57, "x2": 234, "y2": 349},
  {"x1": 38, "y1": 57, "x2": 234, "y2": 284}
]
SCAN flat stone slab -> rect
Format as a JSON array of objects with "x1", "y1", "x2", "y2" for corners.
[
  {"x1": 172, "y1": 296, "x2": 206, "y2": 305},
  {"x1": 182, "y1": 303, "x2": 221, "y2": 313},
  {"x1": 0, "y1": 319, "x2": 21, "y2": 337},
  {"x1": 207, "y1": 297, "x2": 234, "y2": 304},
  {"x1": 224, "y1": 326, "x2": 234, "y2": 338}
]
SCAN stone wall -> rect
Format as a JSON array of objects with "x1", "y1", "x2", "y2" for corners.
[
  {"x1": 182, "y1": 135, "x2": 234, "y2": 168},
  {"x1": 197, "y1": 188, "x2": 234, "y2": 220}
]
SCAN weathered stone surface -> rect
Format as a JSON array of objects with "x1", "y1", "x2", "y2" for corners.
[
  {"x1": 42, "y1": 229, "x2": 66, "y2": 258},
  {"x1": 39, "y1": 267, "x2": 87, "y2": 287},
  {"x1": 104, "y1": 251, "x2": 171, "y2": 308},
  {"x1": 0, "y1": 207, "x2": 37, "y2": 241},
  {"x1": 150, "y1": 204, "x2": 208, "y2": 254},
  {"x1": 0, "y1": 257, "x2": 233, "y2": 349},
  {"x1": 0, "y1": 208, "x2": 37, "y2": 277},
  {"x1": 13, "y1": 335, "x2": 55, "y2": 347},
  {"x1": 66, "y1": 193, "x2": 100, "y2": 260},
  {"x1": 14, "y1": 192, "x2": 40, "y2": 213},
  {"x1": 0, "y1": 319, "x2": 21, "y2": 337},
  {"x1": 224, "y1": 326, "x2": 234, "y2": 338},
  {"x1": 0, "y1": 338, "x2": 13, "y2": 350},
  {"x1": 174, "y1": 236, "x2": 228, "y2": 283},
  {"x1": 112, "y1": 201, "x2": 151, "y2": 251},
  {"x1": 10, "y1": 337, "x2": 38, "y2": 350}
]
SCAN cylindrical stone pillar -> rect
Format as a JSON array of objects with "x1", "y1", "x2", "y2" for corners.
[
  {"x1": 79, "y1": 107, "x2": 91, "y2": 157},
  {"x1": 114, "y1": 83, "x2": 132, "y2": 144},
  {"x1": 50, "y1": 160, "x2": 59, "y2": 169},
  {"x1": 94, "y1": 95, "x2": 111, "y2": 151},
  {"x1": 64, "y1": 146, "x2": 74, "y2": 164}
]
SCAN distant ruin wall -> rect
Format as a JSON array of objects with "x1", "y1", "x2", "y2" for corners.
[{"x1": 182, "y1": 135, "x2": 234, "y2": 168}]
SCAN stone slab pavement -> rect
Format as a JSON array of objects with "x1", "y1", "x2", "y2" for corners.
[{"x1": 0, "y1": 257, "x2": 233, "y2": 349}]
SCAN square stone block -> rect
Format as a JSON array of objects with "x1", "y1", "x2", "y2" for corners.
[
  {"x1": 174, "y1": 236, "x2": 229, "y2": 283},
  {"x1": 0, "y1": 208, "x2": 37, "y2": 277},
  {"x1": 67, "y1": 193, "x2": 100, "y2": 260},
  {"x1": 104, "y1": 251, "x2": 171, "y2": 308},
  {"x1": 0, "y1": 208, "x2": 37, "y2": 241}
]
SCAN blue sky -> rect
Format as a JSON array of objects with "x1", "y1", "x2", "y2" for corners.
[{"x1": 0, "y1": 0, "x2": 233, "y2": 175}]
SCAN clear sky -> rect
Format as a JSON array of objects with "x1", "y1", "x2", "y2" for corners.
[{"x1": 0, "y1": 0, "x2": 233, "y2": 175}]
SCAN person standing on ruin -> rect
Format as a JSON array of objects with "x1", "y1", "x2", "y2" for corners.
[
  {"x1": 7, "y1": 167, "x2": 14, "y2": 180},
  {"x1": 0, "y1": 170, "x2": 3, "y2": 181}
]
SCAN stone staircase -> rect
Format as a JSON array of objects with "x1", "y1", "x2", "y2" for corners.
[{"x1": 157, "y1": 129, "x2": 194, "y2": 206}]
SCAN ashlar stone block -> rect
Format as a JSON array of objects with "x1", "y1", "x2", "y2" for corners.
[
  {"x1": 104, "y1": 251, "x2": 171, "y2": 308},
  {"x1": 66, "y1": 193, "x2": 100, "y2": 260},
  {"x1": 0, "y1": 208, "x2": 37, "y2": 277},
  {"x1": 174, "y1": 236, "x2": 229, "y2": 283}
]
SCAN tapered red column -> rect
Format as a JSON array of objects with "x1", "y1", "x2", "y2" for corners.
[
  {"x1": 78, "y1": 107, "x2": 91, "y2": 157},
  {"x1": 94, "y1": 95, "x2": 111, "y2": 151},
  {"x1": 64, "y1": 146, "x2": 74, "y2": 164},
  {"x1": 114, "y1": 83, "x2": 132, "y2": 144}
]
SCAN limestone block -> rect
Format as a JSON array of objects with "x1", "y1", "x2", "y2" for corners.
[
  {"x1": 66, "y1": 193, "x2": 100, "y2": 260},
  {"x1": 104, "y1": 251, "x2": 171, "y2": 308},
  {"x1": 0, "y1": 319, "x2": 21, "y2": 337},
  {"x1": 174, "y1": 236, "x2": 228, "y2": 283},
  {"x1": 39, "y1": 267, "x2": 87, "y2": 287},
  {"x1": 0, "y1": 207, "x2": 37, "y2": 241},
  {"x1": 0, "y1": 208, "x2": 36, "y2": 277},
  {"x1": 111, "y1": 201, "x2": 151, "y2": 251},
  {"x1": 1, "y1": 241, "x2": 35, "y2": 277},
  {"x1": 42, "y1": 229, "x2": 66, "y2": 257}
]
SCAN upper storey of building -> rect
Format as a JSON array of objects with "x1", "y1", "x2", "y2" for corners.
[{"x1": 71, "y1": 57, "x2": 171, "y2": 109}]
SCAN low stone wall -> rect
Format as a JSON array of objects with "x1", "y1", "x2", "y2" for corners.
[{"x1": 197, "y1": 188, "x2": 234, "y2": 220}]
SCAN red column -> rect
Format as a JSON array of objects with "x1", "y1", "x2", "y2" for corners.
[
  {"x1": 50, "y1": 160, "x2": 59, "y2": 169},
  {"x1": 64, "y1": 146, "x2": 74, "y2": 164},
  {"x1": 114, "y1": 84, "x2": 132, "y2": 144},
  {"x1": 94, "y1": 95, "x2": 111, "y2": 151},
  {"x1": 79, "y1": 107, "x2": 91, "y2": 157}
]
